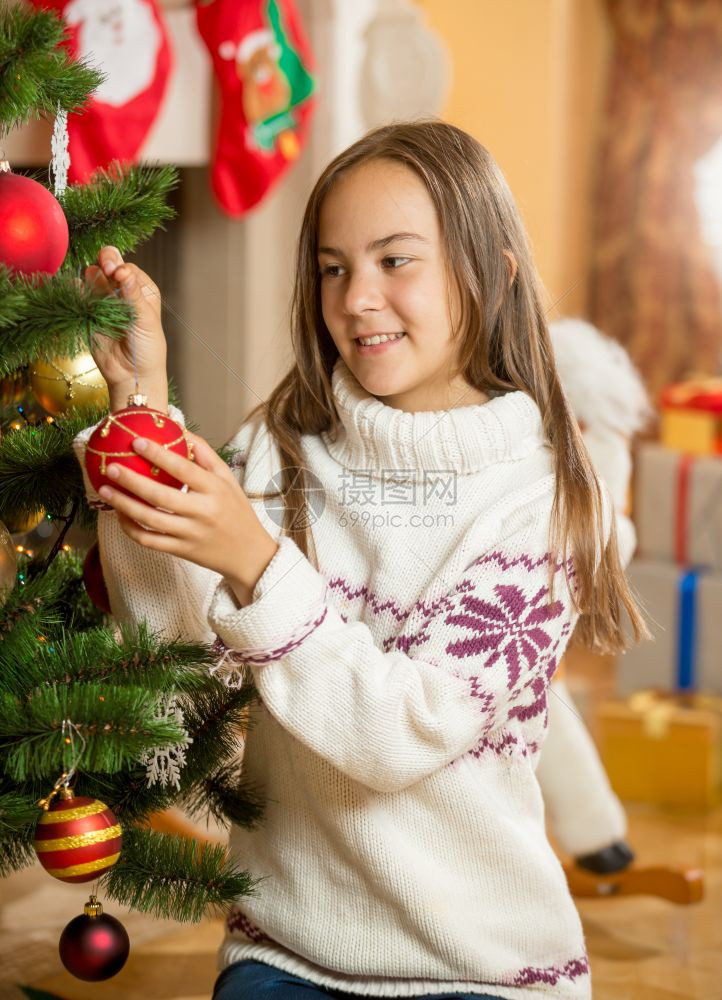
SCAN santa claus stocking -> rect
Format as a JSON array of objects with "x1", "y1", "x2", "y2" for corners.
[
  {"x1": 28, "y1": 0, "x2": 172, "y2": 183},
  {"x1": 196, "y1": 0, "x2": 316, "y2": 217}
]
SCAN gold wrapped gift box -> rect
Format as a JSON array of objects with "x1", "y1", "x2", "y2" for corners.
[
  {"x1": 660, "y1": 377, "x2": 722, "y2": 457},
  {"x1": 597, "y1": 691, "x2": 722, "y2": 808}
]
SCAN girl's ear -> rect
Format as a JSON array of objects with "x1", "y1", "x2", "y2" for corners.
[{"x1": 503, "y1": 250, "x2": 518, "y2": 288}]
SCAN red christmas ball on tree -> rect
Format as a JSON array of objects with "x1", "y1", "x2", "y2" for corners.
[
  {"x1": 33, "y1": 788, "x2": 122, "y2": 884},
  {"x1": 0, "y1": 162, "x2": 69, "y2": 277},
  {"x1": 84, "y1": 397, "x2": 194, "y2": 501},
  {"x1": 83, "y1": 542, "x2": 111, "y2": 614},
  {"x1": 59, "y1": 896, "x2": 130, "y2": 982}
]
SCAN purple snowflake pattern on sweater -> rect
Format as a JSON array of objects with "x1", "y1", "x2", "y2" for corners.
[
  {"x1": 444, "y1": 582, "x2": 565, "y2": 687},
  {"x1": 329, "y1": 548, "x2": 575, "y2": 755}
]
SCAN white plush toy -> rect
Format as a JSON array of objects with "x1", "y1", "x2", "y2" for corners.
[{"x1": 536, "y1": 318, "x2": 654, "y2": 871}]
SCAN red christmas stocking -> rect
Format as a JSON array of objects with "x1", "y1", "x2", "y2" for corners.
[
  {"x1": 196, "y1": 0, "x2": 316, "y2": 217},
  {"x1": 28, "y1": 0, "x2": 173, "y2": 183}
]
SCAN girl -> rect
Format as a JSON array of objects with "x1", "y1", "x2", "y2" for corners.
[{"x1": 75, "y1": 120, "x2": 647, "y2": 1000}]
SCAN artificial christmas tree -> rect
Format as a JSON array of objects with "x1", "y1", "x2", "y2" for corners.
[{"x1": 0, "y1": 3, "x2": 263, "y2": 983}]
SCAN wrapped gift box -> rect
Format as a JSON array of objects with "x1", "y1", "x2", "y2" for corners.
[
  {"x1": 597, "y1": 692, "x2": 722, "y2": 807},
  {"x1": 618, "y1": 558, "x2": 722, "y2": 695},
  {"x1": 660, "y1": 378, "x2": 722, "y2": 456},
  {"x1": 634, "y1": 442, "x2": 722, "y2": 569}
]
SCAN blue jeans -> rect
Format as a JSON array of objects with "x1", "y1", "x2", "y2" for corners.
[{"x1": 212, "y1": 959, "x2": 506, "y2": 999}]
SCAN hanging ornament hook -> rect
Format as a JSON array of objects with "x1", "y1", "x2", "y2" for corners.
[
  {"x1": 37, "y1": 769, "x2": 73, "y2": 810},
  {"x1": 62, "y1": 717, "x2": 87, "y2": 787},
  {"x1": 36, "y1": 718, "x2": 87, "y2": 809}
]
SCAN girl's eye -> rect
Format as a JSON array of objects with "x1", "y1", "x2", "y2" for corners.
[{"x1": 319, "y1": 257, "x2": 410, "y2": 278}]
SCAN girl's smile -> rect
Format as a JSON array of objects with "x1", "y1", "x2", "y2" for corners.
[{"x1": 354, "y1": 331, "x2": 407, "y2": 354}]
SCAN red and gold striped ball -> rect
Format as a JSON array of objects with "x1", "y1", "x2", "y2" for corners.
[{"x1": 33, "y1": 796, "x2": 122, "y2": 884}]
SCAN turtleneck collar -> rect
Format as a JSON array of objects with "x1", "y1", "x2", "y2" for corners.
[{"x1": 321, "y1": 357, "x2": 548, "y2": 477}]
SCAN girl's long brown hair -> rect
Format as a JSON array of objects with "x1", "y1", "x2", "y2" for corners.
[{"x1": 242, "y1": 119, "x2": 648, "y2": 654}]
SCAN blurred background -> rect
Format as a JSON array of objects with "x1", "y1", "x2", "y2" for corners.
[{"x1": 8, "y1": 0, "x2": 721, "y2": 443}]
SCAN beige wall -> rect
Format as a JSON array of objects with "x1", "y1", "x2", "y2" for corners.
[{"x1": 413, "y1": 0, "x2": 611, "y2": 317}]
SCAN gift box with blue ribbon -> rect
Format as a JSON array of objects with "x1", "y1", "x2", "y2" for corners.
[{"x1": 617, "y1": 558, "x2": 722, "y2": 696}]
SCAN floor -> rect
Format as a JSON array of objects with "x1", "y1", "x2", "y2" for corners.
[{"x1": 3, "y1": 651, "x2": 722, "y2": 1000}]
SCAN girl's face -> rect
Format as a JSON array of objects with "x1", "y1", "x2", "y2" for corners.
[{"x1": 317, "y1": 158, "x2": 487, "y2": 413}]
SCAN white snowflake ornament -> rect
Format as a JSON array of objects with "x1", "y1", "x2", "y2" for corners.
[{"x1": 139, "y1": 694, "x2": 192, "y2": 790}]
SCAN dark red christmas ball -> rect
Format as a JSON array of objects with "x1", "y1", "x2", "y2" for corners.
[
  {"x1": 0, "y1": 167, "x2": 69, "y2": 276},
  {"x1": 59, "y1": 897, "x2": 130, "y2": 982},
  {"x1": 84, "y1": 402, "x2": 194, "y2": 501},
  {"x1": 83, "y1": 542, "x2": 111, "y2": 614}
]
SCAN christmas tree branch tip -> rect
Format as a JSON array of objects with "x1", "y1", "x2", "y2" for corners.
[
  {"x1": 0, "y1": 685, "x2": 188, "y2": 782},
  {"x1": 102, "y1": 826, "x2": 261, "y2": 923},
  {"x1": 183, "y1": 763, "x2": 266, "y2": 831},
  {"x1": 62, "y1": 163, "x2": 179, "y2": 271},
  {"x1": 0, "y1": 5, "x2": 103, "y2": 134},
  {"x1": 0, "y1": 265, "x2": 132, "y2": 377},
  {"x1": 11, "y1": 622, "x2": 219, "y2": 696}
]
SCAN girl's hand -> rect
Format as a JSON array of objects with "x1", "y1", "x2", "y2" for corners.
[
  {"x1": 97, "y1": 431, "x2": 280, "y2": 605},
  {"x1": 85, "y1": 246, "x2": 168, "y2": 413}
]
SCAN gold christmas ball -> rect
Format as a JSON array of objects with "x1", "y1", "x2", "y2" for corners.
[
  {"x1": 0, "y1": 521, "x2": 16, "y2": 604},
  {"x1": 5, "y1": 507, "x2": 45, "y2": 535},
  {"x1": 30, "y1": 354, "x2": 109, "y2": 416}
]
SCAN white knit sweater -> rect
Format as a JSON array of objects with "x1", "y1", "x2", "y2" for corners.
[{"x1": 73, "y1": 357, "x2": 600, "y2": 999}]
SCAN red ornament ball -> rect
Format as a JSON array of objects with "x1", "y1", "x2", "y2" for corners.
[
  {"x1": 84, "y1": 402, "x2": 194, "y2": 501},
  {"x1": 83, "y1": 542, "x2": 111, "y2": 614},
  {"x1": 59, "y1": 896, "x2": 130, "y2": 982},
  {"x1": 0, "y1": 168, "x2": 69, "y2": 276},
  {"x1": 33, "y1": 790, "x2": 122, "y2": 884}
]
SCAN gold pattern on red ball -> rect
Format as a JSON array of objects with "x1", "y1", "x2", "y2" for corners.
[
  {"x1": 84, "y1": 396, "x2": 194, "y2": 500},
  {"x1": 33, "y1": 787, "x2": 122, "y2": 883}
]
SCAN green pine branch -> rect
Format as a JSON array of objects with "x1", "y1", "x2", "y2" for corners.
[
  {"x1": 183, "y1": 762, "x2": 266, "y2": 831},
  {"x1": 0, "y1": 789, "x2": 40, "y2": 837},
  {"x1": 0, "y1": 549, "x2": 105, "y2": 652},
  {"x1": 0, "y1": 821, "x2": 35, "y2": 877},
  {"x1": 61, "y1": 164, "x2": 179, "y2": 271},
  {"x1": 2, "y1": 622, "x2": 216, "y2": 702},
  {"x1": 0, "y1": 5, "x2": 102, "y2": 135},
  {"x1": 0, "y1": 548, "x2": 79, "y2": 648},
  {"x1": 0, "y1": 685, "x2": 187, "y2": 781},
  {"x1": 0, "y1": 266, "x2": 132, "y2": 377},
  {"x1": 101, "y1": 826, "x2": 262, "y2": 923},
  {"x1": 79, "y1": 766, "x2": 187, "y2": 824},
  {"x1": 31, "y1": 548, "x2": 107, "y2": 632},
  {"x1": 0, "y1": 409, "x2": 97, "y2": 531},
  {"x1": 174, "y1": 680, "x2": 258, "y2": 788}
]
